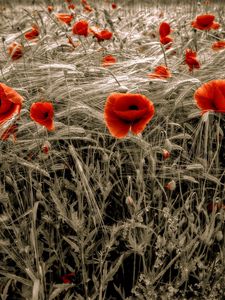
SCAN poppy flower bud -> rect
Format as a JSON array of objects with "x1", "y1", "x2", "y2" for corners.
[
  {"x1": 126, "y1": 196, "x2": 135, "y2": 207},
  {"x1": 42, "y1": 141, "x2": 51, "y2": 154},
  {"x1": 5, "y1": 176, "x2": 13, "y2": 186},
  {"x1": 117, "y1": 85, "x2": 128, "y2": 93},
  {"x1": 162, "y1": 148, "x2": 170, "y2": 160},
  {"x1": 216, "y1": 230, "x2": 223, "y2": 241},
  {"x1": 165, "y1": 180, "x2": 176, "y2": 191}
]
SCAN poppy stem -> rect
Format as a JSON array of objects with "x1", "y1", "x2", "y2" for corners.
[
  {"x1": 78, "y1": 36, "x2": 87, "y2": 54},
  {"x1": 160, "y1": 43, "x2": 168, "y2": 67}
]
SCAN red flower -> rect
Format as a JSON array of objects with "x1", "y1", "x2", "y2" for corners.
[
  {"x1": 8, "y1": 42, "x2": 23, "y2": 60},
  {"x1": 24, "y1": 25, "x2": 39, "y2": 40},
  {"x1": 1, "y1": 124, "x2": 18, "y2": 141},
  {"x1": 212, "y1": 40, "x2": 225, "y2": 51},
  {"x1": 30, "y1": 102, "x2": 55, "y2": 131},
  {"x1": 148, "y1": 65, "x2": 171, "y2": 79},
  {"x1": 160, "y1": 36, "x2": 173, "y2": 47},
  {"x1": 191, "y1": 14, "x2": 220, "y2": 30},
  {"x1": 65, "y1": 0, "x2": 72, "y2": 2},
  {"x1": 159, "y1": 22, "x2": 171, "y2": 38},
  {"x1": 0, "y1": 83, "x2": 23, "y2": 123},
  {"x1": 104, "y1": 93, "x2": 155, "y2": 138},
  {"x1": 48, "y1": 5, "x2": 54, "y2": 13},
  {"x1": 72, "y1": 20, "x2": 89, "y2": 37},
  {"x1": 102, "y1": 55, "x2": 116, "y2": 67},
  {"x1": 194, "y1": 80, "x2": 225, "y2": 113},
  {"x1": 159, "y1": 22, "x2": 173, "y2": 48},
  {"x1": 112, "y1": 3, "x2": 117, "y2": 9},
  {"x1": 56, "y1": 13, "x2": 74, "y2": 25},
  {"x1": 90, "y1": 27, "x2": 113, "y2": 42},
  {"x1": 185, "y1": 49, "x2": 200, "y2": 71},
  {"x1": 68, "y1": 4, "x2": 75, "y2": 9}
]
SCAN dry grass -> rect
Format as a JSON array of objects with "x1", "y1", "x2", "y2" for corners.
[{"x1": 0, "y1": 0, "x2": 225, "y2": 299}]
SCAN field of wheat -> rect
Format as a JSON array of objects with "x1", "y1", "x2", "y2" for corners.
[{"x1": 0, "y1": 0, "x2": 225, "y2": 299}]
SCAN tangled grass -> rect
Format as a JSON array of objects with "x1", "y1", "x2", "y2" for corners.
[{"x1": 0, "y1": 0, "x2": 225, "y2": 299}]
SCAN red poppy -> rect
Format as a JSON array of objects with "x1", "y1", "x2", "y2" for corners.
[
  {"x1": 56, "y1": 13, "x2": 74, "y2": 25},
  {"x1": 65, "y1": 0, "x2": 72, "y2": 2},
  {"x1": 160, "y1": 35, "x2": 173, "y2": 47},
  {"x1": 60, "y1": 272, "x2": 75, "y2": 284},
  {"x1": 72, "y1": 20, "x2": 89, "y2": 37},
  {"x1": 159, "y1": 22, "x2": 171, "y2": 38},
  {"x1": 30, "y1": 102, "x2": 54, "y2": 131},
  {"x1": 112, "y1": 3, "x2": 117, "y2": 9},
  {"x1": 68, "y1": 4, "x2": 75, "y2": 9},
  {"x1": 102, "y1": 55, "x2": 116, "y2": 67},
  {"x1": 24, "y1": 25, "x2": 39, "y2": 40},
  {"x1": 81, "y1": 0, "x2": 88, "y2": 4},
  {"x1": 48, "y1": 5, "x2": 53, "y2": 13},
  {"x1": 162, "y1": 149, "x2": 170, "y2": 160},
  {"x1": 185, "y1": 49, "x2": 200, "y2": 71},
  {"x1": 191, "y1": 14, "x2": 220, "y2": 30},
  {"x1": 194, "y1": 80, "x2": 225, "y2": 113},
  {"x1": 104, "y1": 93, "x2": 155, "y2": 138},
  {"x1": 148, "y1": 65, "x2": 171, "y2": 79},
  {"x1": 89, "y1": 27, "x2": 113, "y2": 42},
  {"x1": 8, "y1": 42, "x2": 23, "y2": 60},
  {"x1": 1, "y1": 124, "x2": 18, "y2": 141},
  {"x1": 212, "y1": 40, "x2": 225, "y2": 51},
  {"x1": 0, "y1": 83, "x2": 23, "y2": 124}
]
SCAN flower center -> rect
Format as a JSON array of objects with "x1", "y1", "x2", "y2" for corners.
[{"x1": 129, "y1": 105, "x2": 138, "y2": 110}]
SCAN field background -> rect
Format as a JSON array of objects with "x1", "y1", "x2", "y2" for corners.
[{"x1": 0, "y1": 0, "x2": 225, "y2": 299}]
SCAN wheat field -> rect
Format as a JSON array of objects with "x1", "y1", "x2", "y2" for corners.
[{"x1": 0, "y1": 0, "x2": 225, "y2": 299}]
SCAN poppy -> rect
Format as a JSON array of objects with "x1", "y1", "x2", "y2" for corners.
[
  {"x1": 212, "y1": 40, "x2": 225, "y2": 51},
  {"x1": 148, "y1": 65, "x2": 171, "y2": 79},
  {"x1": 185, "y1": 49, "x2": 200, "y2": 71},
  {"x1": 60, "y1": 272, "x2": 76, "y2": 284},
  {"x1": 89, "y1": 27, "x2": 113, "y2": 42},
  {"x1": 104, "y1": 93, "x2": 155, "y2": 138},
  {"x1": 194, "y1": 79, "x2": 225, "y2": 113},
  {"x1": 68, "y1": 4, "x2": 75, "y2": 9},
  {"x1": 8, "y1": 42, "x2": 23, "y2": 60},
  {"x1": 24, "y1": 25, "x2": 39, "y2": 40},
  {"x1": 65, "y1": 0, "x2": 72, "y2": 2},
  {"x1": 72, "y1": 20, "x2": 89, "y2": 37},
  {"x1": 102, "y1": 55, "x2": 116, "y2": 67},
  {"x1": 30, "y1": 102, "x2": 54, "y2": 131},
  {"x1": 159, "y1": 22, "x2": 171, "y2": 38},
  {"x1": 56, "y1": 13, "x2": 74, "y2": 25},
  {"x1": 0, "y1": 83, "x2": 23, "y2": 123},
  {"x1": 1, "y1": 124, "x2": 18, "y2": 141},
  {"x1": 47, "y1": 6, "x2": 53, "y2": 13},
  {"x1": 112, "y1": 3, "x2": 117, "y2": 9},
  {"x1": 81, "y1": 0, "x2": 88, "y2": 4},
  {"x1": 191, "y1": 14, "x2": 220, "y2": 31},
  {"x1": 160, "y1": 35, "x2": 173, "y2": 47}
]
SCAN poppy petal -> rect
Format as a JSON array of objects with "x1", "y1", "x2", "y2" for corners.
[
  {"x1": 194, "y1": 80, "x2": 225, "y2": 112},
  {"x1": 159, "y1": 22, "x2": 171, "y2": 38}
]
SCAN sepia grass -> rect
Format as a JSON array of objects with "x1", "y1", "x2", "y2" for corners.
[{"x1": 0, "y1": 0, "x2": 225, "y2": 299}]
